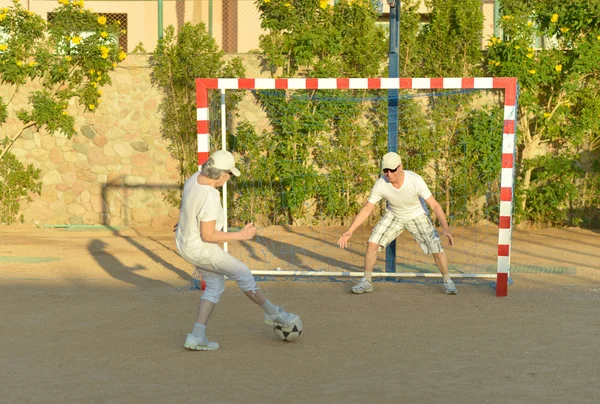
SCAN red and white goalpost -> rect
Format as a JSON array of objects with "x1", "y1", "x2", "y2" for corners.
[{"x1": 196, "y1": 77, "x2": 518, "y2": 297}]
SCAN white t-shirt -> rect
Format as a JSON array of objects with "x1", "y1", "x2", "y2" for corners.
[
  {"x1": 175, "y1": 172, "x2": 224, "y2": 263},
  {"x1": 367, "y1": 170, "x2": 433, "y2": 221}
]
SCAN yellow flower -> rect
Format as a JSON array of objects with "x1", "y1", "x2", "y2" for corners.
[
  {"x1": 118, "y1": 51, "x2": 126, "y2": 61},
  {"x1": 116, "y1": 20, "x2": 121, "y2": 25},
  {"x1": 319, "y1": 0, "x2": 328, "y2": 9},
  {"x1": 264, "y1": 0, "x2": 270, "y2": 2},
  {"x1": 62, "y1": 111, "x2": 68, "y2": 115},
  {"x1": 528, "y1": 69, "x2": 536, "y2": 74},
  {"x1": 560, "y1": 27, "x2": 570, "y2": 33},
  {"x1": 89, "y1": 104, "x2": 95, "y2": 110},
  {"x1": 527, "y1": 21, "x2": 533, "y2": 27},
  {"x1": 495, "y1": 61, "x2": 500, "y2": 66},
  {"x1": 112, "y1": 62, "x2": 117, "y2": 68},
  {"x1": 65, "y1": 55, "x2": 72, "y2": 61},
  {"x1": 100, "y1": 31, "x2": 108, "y2": 38},
  {"x1": 514, "y1": 45, "x2": 520, "y2": 50},
  {"x1": 17, "y1": 61, "x2": 22, "y2": 66},
  {"x1": 526, "y1": 53, "x2": 533, "y2": 58},
  {"x1": 58, "y1": 0, "x2": 69, "y2": 5},
  {"x1": 555, "y1": 64, "x2": 562, "y2": 72},
  {"x1": 597, "y1": 35, "x2": 600, "y2": 40},
  {"x1": 98, "y1": 90, "x2": 103, "y2": 95},
  {"x1": 551, "y1": 14, "x2": 558, "y2": 23},
  {"x1": 101, "y1": 52, "x2": 108, "y2": 59},
  {"x1": 92, "y1": 82, "x2": 98, "y2": 88},
  {"x1": 89, "y1": 69, "x2": 95, "y2": 74},
  {"x1": 98, "y1": 16, "x2": 106, "y2": 25},
  {"x1": 544, "y1": 113, "x2": 551, "y2": 118},
  {"x1": 0, "y1": 13, "x2": 6, "y2": 22},
  {"x1": 284, "y1": 3, "x2": 291, "y2": 7},
  {"x1": 72, "y1": 36, "x2": 81, "y2": 44},
  {"x1": 502, "y1": 15, "x2": 512, "y2": 21},
  {"x1": 121, "y1": 29, "x2": 126, "y2": 34},
  {"x1": 0, "y1": 44, "x2": 7, "y2": 51},
  {"x1": 487, "y1": 41, "x2": 493, "y2": 47},
  {"x1": 28, "y1": 61, "x2": 36, "y2": 67}
]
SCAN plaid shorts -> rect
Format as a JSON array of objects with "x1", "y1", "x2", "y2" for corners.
[{"x1": 369, "y1": 211, "x2": 444, "y2": 254}]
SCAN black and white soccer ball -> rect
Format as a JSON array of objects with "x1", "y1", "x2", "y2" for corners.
[{"x1": 273, "y1": 319, "x2": 302, "y2": 342}]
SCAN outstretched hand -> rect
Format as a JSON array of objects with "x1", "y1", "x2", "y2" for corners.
[
  {"x1": 441, "y1": 228, "x2": 454, "y2": 247},
  {"x1": 238, "y1": 223, "x2": 257, "y2": 241},
  {"x1": 338, "y1": 231, "x2": 352, "y2": 249}
]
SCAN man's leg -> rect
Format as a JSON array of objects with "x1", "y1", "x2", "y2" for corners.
[
  {"x1": 432, "y1": 251, "x2": 450, "y2": 281},
  {"x1": 407, "y1": 215, "x2": 457, "y2": 295},
  {"x1": 363, "y1": 242, "x2": 380, "y2": 282}
]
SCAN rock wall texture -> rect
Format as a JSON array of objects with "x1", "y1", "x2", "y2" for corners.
[{"x1": 2, "y1": 54, "x2": 267, "y2": 227}]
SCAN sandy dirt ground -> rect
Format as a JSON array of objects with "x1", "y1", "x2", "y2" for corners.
[{"x1": 1, "y1": 225, "x2": 599, "y2": 404}]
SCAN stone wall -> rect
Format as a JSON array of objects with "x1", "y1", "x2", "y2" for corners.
[
  {"x1": 2, "y1": 54, "x2": 269, "y2": 227},
  {"x1": 2, "y1": 55, "x2": 180, "y2": 227}
]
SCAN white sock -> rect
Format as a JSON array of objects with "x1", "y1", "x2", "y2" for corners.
[
  {"x1": 261, "y1": 300, "x2": 277, "y2": 316},
  {"x1": 442, "y1": 274, "x2": 451, "y2": 283},
  {"x1": 191, "y1": 323, "x2": 206, "y2": 339}
]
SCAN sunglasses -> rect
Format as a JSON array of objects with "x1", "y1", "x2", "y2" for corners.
[{"x1": 383, "y1": 166, "x2": 399, "y2": 174}]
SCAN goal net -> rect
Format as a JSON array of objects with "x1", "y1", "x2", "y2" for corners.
[{"x1": 196, "y1": 78, "x2": 517, "y2": 296}]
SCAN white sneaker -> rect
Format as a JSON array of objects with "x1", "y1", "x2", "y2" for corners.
[
  {"x1": 184, "y1": 334, "x2": 219, "y2": 351},
  {"x1": 351, "y1": 277, "x2": 374, "y2": 294},
  {"x1": 264, "y1": 306, "x2": 299, "y2": 327},
  {"x1": 443, "y1": 280, "x2": 458, "y2": 295}
]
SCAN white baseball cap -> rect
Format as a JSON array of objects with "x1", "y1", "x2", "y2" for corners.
[
  {"x1": 381, "y1": 152, "x2": 402, "y2": 170},
  {"x1": 211, "y1": 150, "x2": 240, "y2": 177}
]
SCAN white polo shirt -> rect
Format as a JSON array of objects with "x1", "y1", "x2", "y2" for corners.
[
  {"x1": 175, "y1": 172, "x2": 224, "y2": 262},
  {"x1": 367, "y1": 170, "x2": 432, "y2": 221}
]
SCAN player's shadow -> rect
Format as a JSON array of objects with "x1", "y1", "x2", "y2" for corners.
[
  {"x1": 238, "y1": 235, "x2": 362, "y2": 273},
  {"x1": 88, "y1": 239, "x2": 172, "y2": 288}
]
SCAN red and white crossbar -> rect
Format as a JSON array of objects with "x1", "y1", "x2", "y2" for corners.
[{"x1": 196, "y1": 77, "x2": 517, "y2": 297}]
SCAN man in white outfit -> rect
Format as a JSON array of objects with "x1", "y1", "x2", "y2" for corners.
[
  {"x1": 176, "y1": 150, "x2": 300, "y2": 351},
  {"x1": 338, "y1": 152, "x2": 457, "y2": 295}
]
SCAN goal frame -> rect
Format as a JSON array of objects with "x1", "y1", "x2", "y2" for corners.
[{"x1": 195, "y1": 77, "x2": 518, "y2": 297}]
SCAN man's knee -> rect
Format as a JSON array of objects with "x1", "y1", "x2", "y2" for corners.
[
  {"x1": 366, "y1": 242, "x2": 380, "y2": 254},
  {"x1": 202, "y1": 276, "x2": 226, "y2": 303}
]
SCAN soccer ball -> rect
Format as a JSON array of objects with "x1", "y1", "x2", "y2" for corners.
[{"x1": 273, "y1": 319, "x2": 302, "y2": 342}]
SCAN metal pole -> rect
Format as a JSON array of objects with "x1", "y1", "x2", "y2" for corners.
[
  {"x1": 386, "y1": 1, "x2": 400, "y2": 274},
  {"x1": 221, "y1": 89, "x2": 228, "y2": 253},
  {"x1": 158, "y1": 0, "x2": 163, "y2": 40},
  {"x1": 493, "y1": 0, "x2": 501, "y2": 38},
  {"x1": 209, "y1": 0, "x2": 213, "y2": 38}
]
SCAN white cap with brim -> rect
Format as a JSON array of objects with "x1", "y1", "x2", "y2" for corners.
[
  {"x1": 381, "y1": 152, "x2": 402, "y2": 170},
  {"x1": 211, "y1": 150, "x2": 240, "y2": 177}
]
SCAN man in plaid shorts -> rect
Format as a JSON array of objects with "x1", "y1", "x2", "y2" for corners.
[{"x1": 338, "y1": 152, "x2": 457, "y2": 295}]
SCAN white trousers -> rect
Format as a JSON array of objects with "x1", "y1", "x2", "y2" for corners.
[{"x1": 186, "y1": 247, "x2": 258, "y2": 304}]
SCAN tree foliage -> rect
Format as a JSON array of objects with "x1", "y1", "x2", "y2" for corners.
[
  {"x1": 0, "y1": 0, "x2": 126, "y2": 224},
  {"x1": 487, "y1": 0, "x2": 600, "y2": 226},
  {"x1": 150, "y1": 23, "x2": 245, "y2": 206},
  {"x1": 228, "y1": 0, "x2": 387, "y2": 226}
]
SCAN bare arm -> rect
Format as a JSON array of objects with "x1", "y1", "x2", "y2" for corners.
[
  {"x1": 424, "y1": 195, "x2": 454, "y2": 247},
  {"x1": 200, "y1": 221, "x2": 256, "y2": 243},
  {"x1": 338, "y1": 202, "x2": 376, "y2": 249}
]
